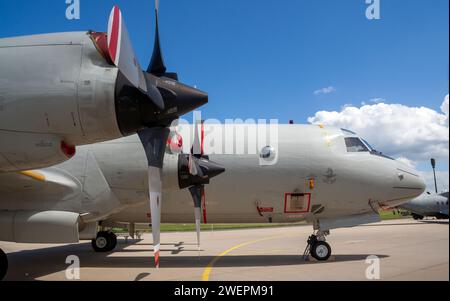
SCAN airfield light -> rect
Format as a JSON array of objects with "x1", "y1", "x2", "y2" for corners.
[{"x1": 431, "y1": 158, "x2": 438, "y2": 193}]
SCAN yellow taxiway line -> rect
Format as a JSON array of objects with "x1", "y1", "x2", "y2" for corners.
[{"x1": 202, "y1": 234, "x2": 296, "y2": 281}]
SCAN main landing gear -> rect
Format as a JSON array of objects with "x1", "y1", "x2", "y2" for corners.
[
  {"x1": 412, "y1": 213, "x2": 424, "y2": 220},
  {"x1": 0, "y1": 248, "x2": 8, "y2": 281},
  {"x1": 91, "y1": 231, "x2": 117, "y2": 252},
  {"x1": 303, "y1": 230, "x2": 332, "y2": 261}
]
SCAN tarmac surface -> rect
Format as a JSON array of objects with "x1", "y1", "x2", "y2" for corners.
[{"x1": 1, "y1": 219, "x2": 448, "y2": 281}]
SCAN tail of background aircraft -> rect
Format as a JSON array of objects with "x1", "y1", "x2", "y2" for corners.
[{"x1": 439, "y1": 192, "x2": 449, "y2": 199}]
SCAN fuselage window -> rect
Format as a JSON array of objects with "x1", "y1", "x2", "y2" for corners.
[{"x1": 345, "y1": 137, "x2": 369, "y2": 153}]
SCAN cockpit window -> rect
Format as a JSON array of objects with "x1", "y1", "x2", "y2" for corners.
[
  {"x1": 361, "y1": 139, "x2": 374, "y2": 151},
  {"x1": 340, "y1": 129, "x2": 394, "y2": 159},
  {"x1": 345, "y1": 137, "x2": 369, "y2": 152}
]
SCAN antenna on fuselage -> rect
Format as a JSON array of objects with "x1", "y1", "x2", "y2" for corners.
[{"x1": 431, "y1": 158, "x2": 438, "y2": 194}]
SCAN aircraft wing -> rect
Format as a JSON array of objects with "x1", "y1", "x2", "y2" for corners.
[
  {"x1": 0, "y1": 169, "x2": 80, "y2": 209},
  {"x1": 0, "y1": 147, "x2": 128, "y2": 220}
]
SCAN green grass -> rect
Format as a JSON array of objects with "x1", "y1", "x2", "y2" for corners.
[
  {"x1": 113, "y1": 222, "x2": 306, "y2": 233},
  {"x1": 157, "y1": 222, "x2": 305, "y2": 232},
  {"x1": 379, "y1": 210, "x2": 411, "y2": 220},
  {"x1": 112, "y1": 211, "x2": 410, "y2": 234}
]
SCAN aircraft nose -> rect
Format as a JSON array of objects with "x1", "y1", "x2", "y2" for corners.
[{"x1": 389, "y1": 163, "x2": 426, "y2": 206}]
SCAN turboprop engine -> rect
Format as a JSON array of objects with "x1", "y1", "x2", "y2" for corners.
[{"x1": 0, "y1": 6, "x2": 207, "y2": 172}]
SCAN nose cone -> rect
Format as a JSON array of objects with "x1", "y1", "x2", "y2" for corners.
[
  {"x1": 199, "y1": 158, "x2": 226, "y2": 179},
  {"x1": 389, "y1": 162, "x2": 426, "y2": 207},
  {"x1": 174, "y1": 84, "x2": 208, "y2": 116},
  {"x1": 158, "y1": 79, "x2": 208, "y2": 117},
  {"x1": 178, "y1": 155, "x2": 225, "y2": 189}
]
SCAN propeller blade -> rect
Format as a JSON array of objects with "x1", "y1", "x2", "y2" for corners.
[
  {"x1": 145, "y1": 75, "x2": 165, "y2": 110},
  {"x1": 138, "y1": 127, "x2": 170, "y2": 268},
  {"x1": 189, "y1": 185, "x2": 204, "y2": 249},
  {"x1": 191, "y1": 119, "x2": 204, "y2": 157},
  {"x1": 148, "y1": 0, "x2": 167, "y2": 75},
  {"x1": 188, "y1": 153, "x2": 198, "y2": 176},
  {"x1": 189, "y1": 121, "x2": 201, "y2": 175},
  {"x1": 194, "y1": 206, "x2": 201, "y2": 248},
  {"x1": 108, "y1": 6, "x2": 147, "y2": 92},
  {"x1": 148, "y1": 166, "x2": 162, "y2": 268}
]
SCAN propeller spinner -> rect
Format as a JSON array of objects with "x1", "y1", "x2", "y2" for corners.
[
  {"x1": 178, "y1": 121, "x2": 226, "y2": 250},
  {"x1": 106, "y1": 4, "x2": 208, "y2": 138}
]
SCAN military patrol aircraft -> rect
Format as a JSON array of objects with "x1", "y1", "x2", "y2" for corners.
[
  {"x1": 0, "y1": 122, "x2": 426, "y2": 280},
  {"x1": 0, "y1": 2, "x2": 426, "y2": 281},
  {"x1": 400, "y1": 192, "x2": 449, "y2": 220},
  {"x1": 399, "y1": 159, "x2": 449, "y2": 220}
]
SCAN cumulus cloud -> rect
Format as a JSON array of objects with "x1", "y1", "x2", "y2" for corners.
[
  {"x1": 360, "y1": 98, "x2": 384, "y2": 106},
  {"x1": 396, "y1": 156, "x2": 417, "y2": 168},
  {"x1": 314, "y1": 86, "x2": 336, "y2": 95},
  {"x1": 441, "y1": 94, "x2": 449, "y2": 124},
  {"x1": 307, "y1": 95, "x2": 449, "y2": 162},
  {"x1": 368, "y1": 98, "x2": 386, "y2": 104}
]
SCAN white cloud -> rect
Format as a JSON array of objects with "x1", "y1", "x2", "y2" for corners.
[
  {"x1": 369, "y1": 98, "x2": 385, "y2": 104},
  {"x1": 314, "y1": 86, "x2": 336, "y2": 95},
  {"x1": 307, "y1": 95, "x2": 449, "y2": 162},
  {"x1": 342, "y1": 103, "x2": 354, "y2": 109},
  {"x1": 396, "y1": 156, "x2": 417, "y2": 168},
  {"x1": 441, "y1": 94, "x2": 449, "y2": 124}
]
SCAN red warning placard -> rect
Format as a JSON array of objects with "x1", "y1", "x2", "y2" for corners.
[{"x1": 284, "y1": 193, "x2": 311, "y2": 214}]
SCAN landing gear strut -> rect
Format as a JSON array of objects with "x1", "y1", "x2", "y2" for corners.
[
  {"x1": 0, "y1": 248, "x2": 7, "y2": 281},
  {"x1": 91, "y1": 231, "x2": 117, "y2": 252},
  {"x1": 303, "y1": 230, "x2": 332, "y2": 261}
]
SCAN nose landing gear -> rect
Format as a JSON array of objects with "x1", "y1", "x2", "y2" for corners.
[
  {"x1": 303, "y1": 230, "x2": 332, "y2": 261},
  {"x1": 0, "y1": 248, "x2": 7, "y2": 281}
]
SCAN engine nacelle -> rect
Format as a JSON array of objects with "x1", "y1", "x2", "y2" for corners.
[
  {"x1": 0, "y1": 131, "x2": 76, "y2": 172},
  {"x1": 0, "y1": 210, "x2": 80, "y2": 243},
  {"x1": 0, "y1": 32, "x2": 122, "y2": 171},
  {"x1": 0, "y1": 30, "x2": 208, "y2": 172}
]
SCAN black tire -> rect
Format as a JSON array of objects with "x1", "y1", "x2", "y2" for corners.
[
  {"x1": 106, "y1": 232, "x2": 117, "y2": 252},
  {"x1": 0, "y1": 249, "x2": 8, "y2": 281},
  {"x1": 311, "y1": 241, "x2": 332, "y2": 261},
  {"x1": 91, "y1": 231, "x2": 112, "y2": 252},
  {"x1": 412, "y1": 214, "x2": 424, "y2": 220}
]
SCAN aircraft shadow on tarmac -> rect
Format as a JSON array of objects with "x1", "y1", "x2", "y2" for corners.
[
  {"x1": 358, "y1": 219, "x2": 449, "y2": 227},
  {"x1": 360, "y1": 221, "x2": 444, "y2": 227},
  {"x1": 4, "y1": 240, "x2": 389, "y2": 281},
  {"x1": 420, "y1": 220, "x2": 449, "y2": 225}
]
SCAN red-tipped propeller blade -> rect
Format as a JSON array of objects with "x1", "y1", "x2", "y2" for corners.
[{"x1": 107, "y1": 6, "x2": 148, "y2": 93}]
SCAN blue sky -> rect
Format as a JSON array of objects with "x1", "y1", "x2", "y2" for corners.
[
  {"x1": 0, "y1": 0, "x2": 447, "y2": 118},
  {"x1": 0, "y1": 0, "x2": 448, "y2": 185}
]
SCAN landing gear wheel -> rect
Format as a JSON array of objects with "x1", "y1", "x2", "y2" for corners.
[
  {"x1": 91, "y1": 231, "x2": 117, "y2": 252},
  {"x1": 0, "y1": 249, "x2": 8, "y2": 281},
  {"x1": 412, "y1": 214, "x2": 424, "y2": 220},
  {"x1": 107, "y1": 232, "x2": 117, "y2": 251},
  {"x1": 310, "y1": 241, "x2": 332, "y2": 261}
]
